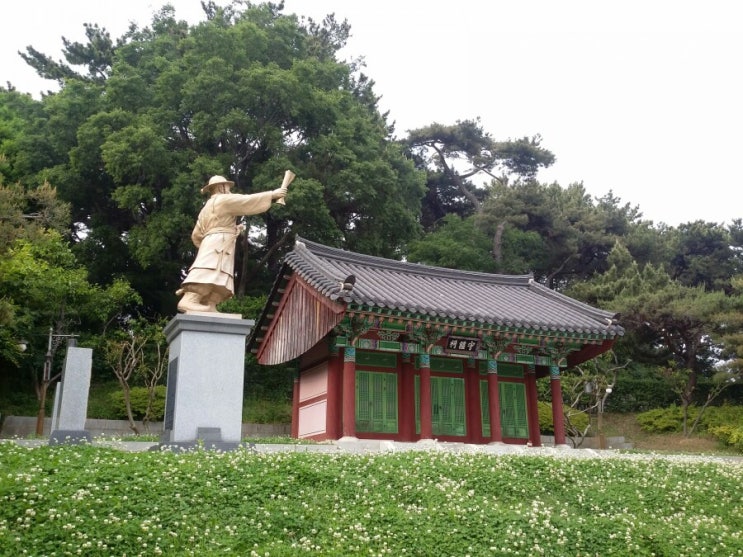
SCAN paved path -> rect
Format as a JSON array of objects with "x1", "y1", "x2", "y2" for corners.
[{"x1": 4, "y1": 438, "x2": 742, "y2": 464}]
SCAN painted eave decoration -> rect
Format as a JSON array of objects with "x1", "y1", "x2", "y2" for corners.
[{"x1": 249, "y1": 237, "x2": 623, "y2": 366}]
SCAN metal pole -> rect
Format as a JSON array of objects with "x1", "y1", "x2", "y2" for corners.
[
  {"x1": 598, "y1": 397, "x2": 605, "y2": 449},
  {"x1": 35, "y1": 327, "x2": 54, "y2": 436}
]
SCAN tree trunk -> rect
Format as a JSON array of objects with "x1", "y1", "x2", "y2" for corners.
[
  {"x1": 35, "y1": 382, "x2": 48, "y2": 436},
  {"x1": 682, "y1": 357, "x2": 698, "y2": 437},
  {"x1": 119, "y1": 380, "x2": 139, "y2": 435},
  {"x1": 434, "y1": 145, "x2": 482, "y2": 212},
  {"x1": 492, "y1": 222, "x2": 505, "y2": 270}
]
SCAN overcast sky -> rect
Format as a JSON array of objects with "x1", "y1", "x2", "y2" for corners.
[{"x1": 2, "y1": 0, "x2": 741, "y2": 226}]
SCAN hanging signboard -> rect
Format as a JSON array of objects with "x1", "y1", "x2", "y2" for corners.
[{"x1": 445, "y1": 336, "x2": 480, "y2": 355}]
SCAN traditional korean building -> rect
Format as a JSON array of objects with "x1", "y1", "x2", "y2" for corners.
[{"x1": 248, "y1": 237, "x2": 623, "y2": 446}]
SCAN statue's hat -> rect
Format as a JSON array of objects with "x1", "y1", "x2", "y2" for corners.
[{"x1": 201, "y1": 175, "x2": 234, "y2": 194}]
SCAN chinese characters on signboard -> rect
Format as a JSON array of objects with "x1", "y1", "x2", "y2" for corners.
[{"x1": 445, "y1": 336, "x2": 480, "y2": 355}]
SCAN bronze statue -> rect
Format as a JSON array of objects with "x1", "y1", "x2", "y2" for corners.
[{"x1": 176, "y1": 172, "x2": 294, "y2": 313}]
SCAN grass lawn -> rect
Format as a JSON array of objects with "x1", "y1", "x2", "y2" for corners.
[{"x1": 1, "y1": 443, "x2": 742, "y2": 556}]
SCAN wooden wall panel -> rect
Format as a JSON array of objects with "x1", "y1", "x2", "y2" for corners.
[{"x1": 257, "y1": 276, "x2": 345, "y2": 365}]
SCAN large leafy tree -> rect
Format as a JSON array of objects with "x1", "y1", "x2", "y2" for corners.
[
  {"x1": 0, "y1": 180, "x2": 139, "y2": 422},
  {"x1": 0, "y1": 179, "x2": 72, "y2": 368},
  {"x1": 0, "y1": 89, "x2": 33, "y2": 183},
  {"x1": 14, "y1": 2, "x2": 425, "y2": 315}
]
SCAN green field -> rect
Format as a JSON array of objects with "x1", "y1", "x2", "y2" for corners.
[{"x1": 1, "y1": 443, "x2": 742, "y2": 556}]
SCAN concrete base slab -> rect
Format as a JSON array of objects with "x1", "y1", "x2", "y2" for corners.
[
  {"x1": 416, "y1": 438, "x2": 439, "y2": 447},
  {"x1": 151, "y1": 440, "x2": 243, "y2": 452},
  {"x1": 49, "y1": 430, "x2": 92, "y2": 445}
]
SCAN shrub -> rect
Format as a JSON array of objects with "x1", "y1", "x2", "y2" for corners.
[
  {"x1": 109, "y1": 386, "x2": 166, "y2": 421},
  {"x1": 638, "y1": 404, "x2": 743, "y2": 435},
  {"x1": 86, "y1": 381, "x2": 123, "y2": 419},
  {"x1": 708, "y1": 424, "x2": 743, "y2": 451},
  {"x1": 606, "y1": 377, "x2": 678, "y2": 412},
  {"x1": 243, "y1": 397, "x2": 292, "y2": 424},
  {"x1": 700, "y1": 404, "x2": 743, "y2": 430},
  {"x1": 636, "y1": 406, "x2": 687, "y2": 433}
]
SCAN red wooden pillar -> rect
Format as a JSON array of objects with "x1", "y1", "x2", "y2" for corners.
[
  {"x1": 465, "y1": 360, "x2": 480, "y2": 443},
  {"x1": 419, "y1": 353, "x2": 433, "y2": 439},
  {"x1": 399, "y1": 353, "x2": 415, "y2": 441},
  {"x1": 291, "y1": 375, "x2": 299, "y2": 438},
  {"x1": 487, "y1": 359, "x2": 503, "y2": 443},
  {"x1": 341, "y1": 346, "x2": 357, "y2": 438},
  {"x1": 326, "y1": 346, "x2": 342, "y2": 439},
  {"x1": 550, "y1": 364, "x2": 568, "y2": 446},
  {"x1": 525, "y1": 364, "x2": 542, "y2": 447}
]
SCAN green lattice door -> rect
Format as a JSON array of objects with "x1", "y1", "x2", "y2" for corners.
[
  {"x1": 499, "y1": 381, "x2": 528, "y2": 438},
  {"x1": 480, "y1": 380, "x2": 491, "y2": 438},
  {"x1": 415, "y1": 376, "x2": 466, "y2": 436},
  {"x1": 356, "y1": 371, "x2": 398, "y2": 433}
]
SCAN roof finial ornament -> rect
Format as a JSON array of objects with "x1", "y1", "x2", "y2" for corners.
[{"x1": 338, "y1": 274, "x2": 356, "y2": 293}]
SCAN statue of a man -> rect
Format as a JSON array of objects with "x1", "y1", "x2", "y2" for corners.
[{"x1": 176, "y1": 175, "x2": 287, "y2": 313}]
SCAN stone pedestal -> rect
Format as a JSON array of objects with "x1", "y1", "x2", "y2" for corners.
[
  {"x1": 157, "y1": 313, "x2": 253, "y2": 451},
  {"x1": 49, "y1": 346, "x2": 93, "y2": 445}
]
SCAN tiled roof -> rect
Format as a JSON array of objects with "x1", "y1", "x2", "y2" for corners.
[{"x1": 282, "y1": 237, "x2": 623, "y2": 337}]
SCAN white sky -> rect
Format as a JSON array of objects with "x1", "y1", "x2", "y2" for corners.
[{"x1": 2, "y1": 0, "x2": 741, "y2": 226}]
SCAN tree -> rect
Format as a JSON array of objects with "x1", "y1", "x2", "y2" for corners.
[
  {"x1": 667, "y1": 220, "x2": 743, "y2": 293},
  {"x1": 0, "y1": 181, "x2": 140, "y2": 426},
  {"x1": 19, "y1": 22, "x2": 117, "y2": 85},
  {"x1": 559, "y1": 352, "x2": 630, "y2": 448},
  {"x1": 683, "y1": 273, "x2": 743, "y2": 434},
  {"x1": 476, "y1": 181, "x2": 642, "y2": 288},
  {"x1": 104, "y1": 318, "x2": 167, "y2": 433},
  {"x1": 16, "y1": 3, "x2": 425, "y2": 316},
  {"x1": 104, "y1": 331, "x2": 144, "y2": 433},
  {"x1": 0, "y1": 178, "x2": 70, "y2": 375},
  {"x1": 132, "y1": 318, "x2": 168, "y2": 428},
  {"x1": 0, "y1": 231, "x2": 140, "y2": 431},
  {"x1": 407, "y1": 213, "x2": 496, "y2": 272},
  {"x1": 0, "y1": 179, "x2": 70, "y2": 252},
  {"x1": 406, "y1": 120, "x2": 555, "y2": 230},
  {"x1": 569, "y1": 243, "x2": 743, "y2": 434},
  {"x1": 406, "y1": 212, "x2": 548, "y2": 276},
  {"x1": 0, "y1": 88, "x2": 46, "y2": 183}
]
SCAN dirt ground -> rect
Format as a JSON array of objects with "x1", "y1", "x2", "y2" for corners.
[{"x1": 601, "y1": 412, "x2": 735, "y2": 454}]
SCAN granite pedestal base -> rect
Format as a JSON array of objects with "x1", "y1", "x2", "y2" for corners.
[{"x1": 156, "y1": 313, "x2": 253, "y2": 451}]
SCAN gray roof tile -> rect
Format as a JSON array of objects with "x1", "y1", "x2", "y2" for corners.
[{"x1": 282, "y1": 238, "x2": 623, "y2": 337}]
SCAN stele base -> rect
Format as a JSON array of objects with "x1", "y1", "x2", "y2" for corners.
[{"x1": 156, "y1": 313, "x2": 254, "y2": 451}]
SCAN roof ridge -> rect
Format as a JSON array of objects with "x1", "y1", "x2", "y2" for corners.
[
  {"x1": 295, "y1": 237, "x2": 534, "y2": 286},
  {"x1": 528, "y1": 279, "x2": 617, "y2": 323}
]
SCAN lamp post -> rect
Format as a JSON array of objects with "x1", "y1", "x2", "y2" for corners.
[
  {"x1": 586, "y1": 380, "x2": 613, "y2": 450},
  {"x1": 35, "y1": 327, "x2": 78, "y2": 436},
  {"x1": 597, "y1": 385, "x2": 613, "y2": 450}
]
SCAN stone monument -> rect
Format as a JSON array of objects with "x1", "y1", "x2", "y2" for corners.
[{"x1": 49, "y1": 343, "x2": 93, "y2": 445}]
